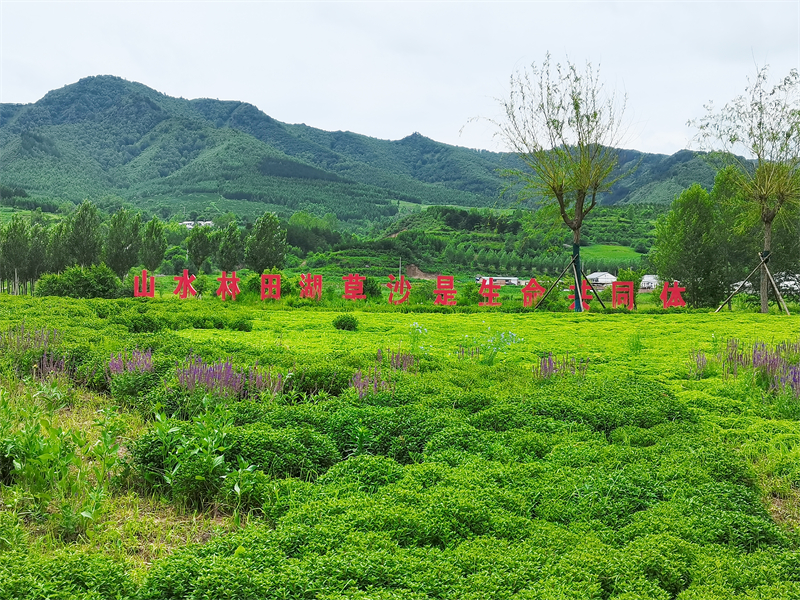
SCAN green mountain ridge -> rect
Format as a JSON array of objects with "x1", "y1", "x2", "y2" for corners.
[{"x1": 0, "y1": 75, "x2": 717, "y2": 223}]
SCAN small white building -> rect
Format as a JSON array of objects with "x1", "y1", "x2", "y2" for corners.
[
  {"x1": 179, "y1": 220, "x2": 214, "y2": 230},
  {"x1": 475, "y1": 275, "x2": 521, "y2": 286},
  {"x1": 640, "y1": 275, "x2": 659, "y2": 290},
  {"x1": 587, "y1": 272, "x2": 617, "y2": 288}
]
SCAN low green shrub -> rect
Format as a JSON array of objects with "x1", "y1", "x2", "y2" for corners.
[
  {"x1": 317, "y1": 455, "x2": 405, "y2": 493},
  {"x1": 0, "y1": 549, "x2": 135, "y2": 600},
  {"x1": 171, "y1": 452, "x2": 227, "y2": 509},
  {"x1": 225, "y1": 424, "x2": 340, "y2": 479},
  {"x1": 325, "y1": 404, "x2": 463, "y2": 463},
  {"x1": 333, "y1": 314, "x2": 359, "y2": 331},
  {"x1": 289, "y1": 361, "x2": 352, "y2": 396},
  {"x1": 108, "y1": 370, "x2": 160, "y2": 409},
  {"x1": 528, "y1": 372, "x2": 693, "y2": 435}
]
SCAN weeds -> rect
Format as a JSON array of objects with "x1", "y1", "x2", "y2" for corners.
[
  {"x1": 175, "y1": 355, "x2": 285, "y2": 400},
  {"x1": 459, "y1": 327, "x2": 523, "y2": 366},
  {"x1": 408, "y1": 322, "x2": 428, "y2": 355},
  {"x1": 718, "y1": 338, "x2": 800, "y2": 398},
  {"x1": 531, "y1": 352, "x2": 590, "y2": 380},
  {"x1": 456, "y1": 344, "x2": 481, "y2": 361},
  {"x1": 350, "y1": 367, "x2": 392, "y2": 399},
  {"x1": 0, "y1": 320, "x2": 61, "y2": 354},
  {"x1": 688, "y1": 349, "x2": 708, "y2": 379},
  {"x1": 376, "y1": 348, "x2": 417, "y2": 372},
  {"x1": 627, "y1": 332, "x2": 643, "y2": 355}
]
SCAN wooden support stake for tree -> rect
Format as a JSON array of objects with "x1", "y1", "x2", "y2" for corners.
[
  {"x1": 715, "y1": 254, "x2": 790, "y2": 315},
  {"x1": 714, "y1": 261, "x2": 763, "y2": 313},
  {"x1": 581, "y1": 268, "x2": 607, "y2": 310},
  {"x1": 571, "y1": 261, "x2": 583, "y2": 312},
  {"x1": 763, "y1": 262, "x2": 791, "y2": 316},
  {"x1": 533, "y1": 254, "x2": 578, "y2": 310}
]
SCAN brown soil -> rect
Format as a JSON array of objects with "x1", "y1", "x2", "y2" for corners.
[{"x1": 405, "y1": 264, "x2": 441, "y2": 281}]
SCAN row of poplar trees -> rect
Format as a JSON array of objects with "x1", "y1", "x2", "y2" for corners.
[
  {"x1": 0, "y1": 200, "x2": 287, "y2": 295},
  {"x1": 0, "y1": 201, "x2": 167, "y2": 295}
]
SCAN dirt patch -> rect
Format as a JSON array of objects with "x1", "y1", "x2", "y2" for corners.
[
  {"x1": 405, "y1": 264, "x2": 441, "y2": 281},
  {"x1": 767, "y1": 489, "x2": 800, "y2": 531}
]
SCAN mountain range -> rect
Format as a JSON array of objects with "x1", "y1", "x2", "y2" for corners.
[{"x1": 0, "y1": 75, "x2": 716, "y2": 224}]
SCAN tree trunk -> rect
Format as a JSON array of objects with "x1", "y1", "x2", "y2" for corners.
[
  {"x1": 760, "y1": 219, "x2": 772, "y2": 314},
  {"x1": 572, "y1": 228, "x2": 582, "y2": 313}
]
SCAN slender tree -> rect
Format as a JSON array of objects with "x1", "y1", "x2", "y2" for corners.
[
  {"x1": 492, "y1": 54, "x2": 630, "y2": 311},
  {"x1": 140, "y1": 216, "x2": 168, "y2": 272},
  {"x1": 47, "y1": 220, "x2": 71, "y2": 274},
  {"x1": 27, "y1": 223, "x2": 47, "y2": 295},
  {"x1": 216, "y1": 221, "x2": 243, "y2": 272},
  {"x1": 104, "y1": 208, "x2": 142, "y2": 279},
  {"x1": 691, "y1": 65, "x2": 800, "y2": 312},
  {"x1": 69, "y1": 200, "x2": 102, "y2": 267},
  {"x1": 186, "y1": 225, "x2": 215, "y2": 272},
  {"x1": 245, "y1": 212, "x2": 286, "y2": 273},
  {"x1": 1, "y1": 214, "x2": 30, "y2": 294}
]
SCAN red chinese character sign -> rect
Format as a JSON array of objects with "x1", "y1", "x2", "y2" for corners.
[
  {"x1": 216, "y1": 271, "x2": 241, "y2": 301},
  {"x1": 134, "y1": 269, "x2": 155, "y2": 298},
  {"x1": 434, "y1": 276, "x2": 457, "y2": 306},
  {"x1": 342, "y1": 273, "x2": 366, "y2": 300},
  {"x1": 612, "y1": 281, "x2": 635, "y2": 310},
  {"x1": 478, "y1": 278, "x2": 502, "y2": 307},
  {"x1": 568, "y1": 280, "x2": 593, "y2": 311},
  {"x1": 660, "y1": 281, "x2": 686, "y2": 309},
  {"x1": 173, "y1": 269, "x2": 197, "y2": 299},
  {"x1": 299, "y1": 274, "x2": 323, "y2": 300},
  {"x1": 522, "y1": 278, "x2": 546, "y2": 308},
  {"x1": 261, "y1": 274, "x2": 281, "y2": 300},
  {"x1": 386, "y1": 275, "x2": 411, "y2": 305}
]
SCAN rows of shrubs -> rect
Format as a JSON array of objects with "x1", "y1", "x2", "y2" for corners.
[{"x1": 3, "y1": 299, "x2": 800, "y2": 598}]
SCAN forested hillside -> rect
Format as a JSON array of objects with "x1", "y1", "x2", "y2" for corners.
[{"x1": 0, "y1": 75, "x2": 716, "y2": 228}]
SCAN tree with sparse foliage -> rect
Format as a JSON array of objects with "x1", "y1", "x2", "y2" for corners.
[
  {"x1": 140, "y1": 216, "x2": 168, "y2": 272},
  {"x1": 493, "y1": 53, "x2": 630, "y2": 311},
  {"x1": 186, "y1": 225, "x2": 215, "y2": 272},
  {"x1": 104, "y1": 208, "x2": 142, "y2": 279},
  {"x1": 691, "y1": 65, "x2": 800, "y2": 312},
  {"x1": 245, "y1": 212, "x2": 286, "y2": 273},
  {"x1": 69, "y1": 200, "x2": 102, "y2": 267}
]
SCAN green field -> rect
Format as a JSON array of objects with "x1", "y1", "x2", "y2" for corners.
[
  {"x1": 580, "y1": 244, "x2": 644, "y2": 266},
  {"x1": 2, "y1": 296, "x2": 800, "y2": 598}
]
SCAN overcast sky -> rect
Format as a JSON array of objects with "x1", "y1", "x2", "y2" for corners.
[{"x1": 1, "y1": 1, "x2": 798, "y2": 156}]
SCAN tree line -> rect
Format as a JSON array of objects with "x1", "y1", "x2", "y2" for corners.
[{"x1": 0, "y1": 200, "x2": 288, "y2": 295}]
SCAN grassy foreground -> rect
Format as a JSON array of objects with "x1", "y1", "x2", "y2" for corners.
[{"x1": 1, "y1": 296, "x2": 800, "y2": 599}]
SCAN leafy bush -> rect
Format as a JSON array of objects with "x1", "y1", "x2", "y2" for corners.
[
  {"x1": 290, "y1": 361, "x2": 351, "y2": 396},
  {"x1": 35, "y1": 264, "x2": 126, "y2": 299},
  {"x1": 0, "y1": 550, "x2": 135, "y2": 600},
  {"x1": 363, "y1": 276, "x2": 383, "y2": 299},
  {"x1": 528, "y1": 373, "x2": 692, "y2": 435},
  {"x1": 317, "y1": 455, "x2": 405, "y2": 493},
  {"x1": 225, "y1": 424, "x2": 340, "y2": 479},
  {"x1": 171, "y1": 452, "x2": 227, "y2": 508},
  {"x1": 333, "y1": 313, "x2": 359, "y2": 331},
  {"x1": 0, "y1": 512, "x2": 26, "y2": 551}
]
